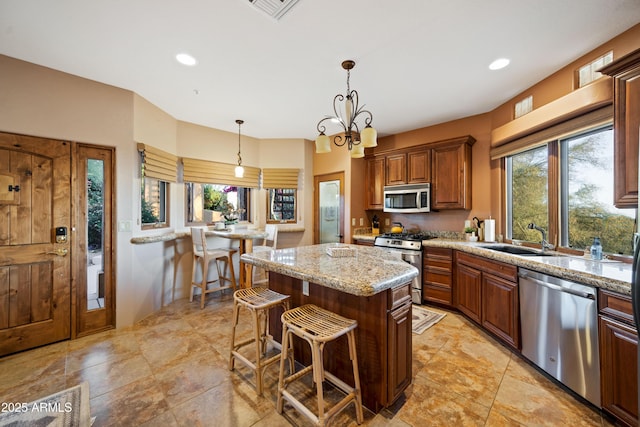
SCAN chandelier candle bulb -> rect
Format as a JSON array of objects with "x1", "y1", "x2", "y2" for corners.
[{"x1": 484, "y1": 218, "x2": 495, "y2": 242}]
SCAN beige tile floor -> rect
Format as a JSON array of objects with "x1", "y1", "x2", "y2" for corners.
[{"x1": 0, "y1": 292, "x2": 614, "y2": 426}]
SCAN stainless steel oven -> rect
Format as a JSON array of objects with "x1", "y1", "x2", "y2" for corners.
[{"x1": 374, "y1": 233, "x2": 433, "y2": 304}]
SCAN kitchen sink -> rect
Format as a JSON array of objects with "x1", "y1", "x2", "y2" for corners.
[{"x1": 479, "y1": 244, "x2": 558, "y2": 257}]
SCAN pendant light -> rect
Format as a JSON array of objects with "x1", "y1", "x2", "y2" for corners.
[{"x1": 235, "y1": 119, "x2": 244, "y2": 178}]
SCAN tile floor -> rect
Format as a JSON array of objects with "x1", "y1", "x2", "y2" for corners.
[{"x1": 0, "y1": 292, "x2": 614, "y2": 426}]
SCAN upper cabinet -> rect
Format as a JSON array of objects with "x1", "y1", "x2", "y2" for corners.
[
  {"x1": 431, "y1": 136, "x2": 475, "y2": 210},
  {"x1": 365, "y1": 155, "x2": 385, "y2": 210},
  {"x1": 364, "y1": 136, "x2": 473, "y2": 211},
  {"x1": 600, "y1": 48, "x2": 640, "y2": 209}
]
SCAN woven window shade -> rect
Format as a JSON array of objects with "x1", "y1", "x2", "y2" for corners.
[
  {"x1": 182, "y1": 157, "x2": 260, "y2": 188},
  {"x1": 137, "y1": 143, "x2": 177, "y2": 182},
  {"x1": 262, "y1": 168, "x2": 299, "y2": 189}
]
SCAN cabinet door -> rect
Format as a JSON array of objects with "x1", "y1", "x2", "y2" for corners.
[
  {"x1": 455, "y1": 263, "x2": 482, "y2": 323},
  {"x1": 600, "y1": 49, "x2": 640, "y2": 208},
  {"x1": 599, "y1": 316, "x2": 638, "y2": 426},
  {"x1": 365, "y1": 156, "x2": 385, "y2": 209},
  {"x1": 386, "y1": 153, "x2": 406, "y2": 186},
  {"x1": 432, "y1": 140, "x2": 472, "y2": 210},
  {"x1": 407, "y1": 149, "x2": 431, "y2": 184},
  {"x1": 482, "y1": 272, "x2": 519, "y2": 349},
  {"x1": 387, "y1": 301, "x2": 412, "y2": 403}
]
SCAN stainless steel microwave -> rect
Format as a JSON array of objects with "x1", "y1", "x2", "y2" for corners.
[{"x1": 383, "y1": 184, "x2": 430, "y2": 213}]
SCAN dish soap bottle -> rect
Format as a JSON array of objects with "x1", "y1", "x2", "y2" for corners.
[{"x1": 590, "y1": 237, "x2": 603, "y2": 260}]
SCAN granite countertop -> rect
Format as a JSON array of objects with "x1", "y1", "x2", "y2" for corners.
[
  {"x1": 425, "y1": 240, "x2": 632, "y2": 296},
  {"x1": 240, "y1": 243, "x2": 418, "y2": 297}
]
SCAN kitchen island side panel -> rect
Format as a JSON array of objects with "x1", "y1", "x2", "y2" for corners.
[{"x1": 268, "y1": 272, "x2": 408, "y2": 413}]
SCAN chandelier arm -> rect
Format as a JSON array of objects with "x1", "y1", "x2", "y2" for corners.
[{"x1": 332, "y1": 134, "x2": 347, "y2": 147}]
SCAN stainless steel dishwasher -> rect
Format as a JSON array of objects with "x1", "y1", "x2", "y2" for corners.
[{"x1": 518, "y1": 269, "x2": 600, "y2": 406}]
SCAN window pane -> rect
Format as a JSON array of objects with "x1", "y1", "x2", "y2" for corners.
[
  {"x1": 562, "y1": 127, "x2": 635, "y2": 255},
  {"x1": 508, "y1": 146, "x2": 548, "y2": 242},
  {"x1": 186, "y1": 183, "x2": 250, "y2": 225},
  {"x1": 267, "y1": 189, "x2": 297, "y2": 223},
  {"x1": 141, "y1": 177, "x2": 167, "y2": 227}
]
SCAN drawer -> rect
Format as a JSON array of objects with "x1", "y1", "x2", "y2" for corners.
[
  {"x1": 424, "y1": 284, "x2": 452, "y2": 305},
  {"x1": 456, "y1": 251, "x2": 517, "y2": 282},
  {"x1": 599, "y1": 289, "x2": 634, "y2": 326},
  {"x1": 389, "y1": 283, "x2": 411, "y2": 310},
  {"x1": 425, "y1": 269, "x2": 452, "y2": 288}
]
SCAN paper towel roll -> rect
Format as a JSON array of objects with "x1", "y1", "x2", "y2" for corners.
[{"x1": 484, "y1": 219, "x2": 495, "y2": 242}]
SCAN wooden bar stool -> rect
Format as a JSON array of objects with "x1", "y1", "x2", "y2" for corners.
[
  {"x1": 277, "y1": 304, "x2": 363, "y2": 426},
  {"x1": 190, "y1": 227, "x2": 237, "y2": 309},
  {"x1": 229, "y1": 287, "x2": 294, "y2": 395}
]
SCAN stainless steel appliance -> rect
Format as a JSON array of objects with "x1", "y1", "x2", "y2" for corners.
[
  {"x1": 374, "y1": 232, "x2": 434, "y2": 304},
  {"x1": 383, "y1": 183, "x2": 430, "y2": 213},
  {"x1": 519, "y1": 269, "x2": 601, "y2": 406}
]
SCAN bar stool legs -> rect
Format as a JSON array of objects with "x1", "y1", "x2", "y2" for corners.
[
  {"x1": 229, "y1": 287, "x2": 294, "y2": 396},
  {"x1": 277, "y1": 304, "x2": 363, "y2": 426}
]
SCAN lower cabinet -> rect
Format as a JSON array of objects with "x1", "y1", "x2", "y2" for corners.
[
  {"x1": 387, "y1": 298, "x2": 412, "y2": 403},
  {"x1": 455, "y1": 251, "x2": 520, "y2": 349},
  {"x1": 599, "y1": 289, "x2": 638, "y2": 426},
  {"x1": 423, "y1": 247, "x2": 454, "y2": 307}
]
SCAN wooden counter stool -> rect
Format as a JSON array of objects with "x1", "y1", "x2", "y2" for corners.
[
  {"x1": 277, "y1": 304, "x2": 363, "y2": 426},
  {"x1": 229, "y1": 287, "x2": 294, "y2": 395},
  {"x1": 190, "y1": 227, "x2": 237, "y2": 309}
]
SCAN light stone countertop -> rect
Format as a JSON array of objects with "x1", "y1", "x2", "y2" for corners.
[
  {"x1": 240, "y1": 243, "x2": 418, "y2": 297},
  {"x1": 424, "y1": 240, "x2": 632, "y2": 296}
]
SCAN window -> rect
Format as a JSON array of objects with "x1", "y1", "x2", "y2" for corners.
[
  {"x1": 141, "y1": 177, "x2": 168, "y2": 229},
  {"x1": 267, "y1": 188, "x2": 297, "y2": 223},
  {"x1": 576, "y1": 51, "x2": 613, "y2": 88},
  {"x1": 506, "y1": 145, "x2": 548, "y2": 242},
  {"x1": 561, "y1": 126, "x2": 635, "y2": 254},
  {"x1": 506, "y1": 124, "x2": 636, "y2": 256},
  {"x1": 186, "y1": 183, "x2": 250, "y2": 225}
]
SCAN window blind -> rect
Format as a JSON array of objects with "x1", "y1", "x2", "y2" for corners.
[
  {"x1": 262, "y1": 168, "x2": 300, "y2": 189},
  {"x1": 489, "y1": 105, "x2": 613, "y2": 160},
  {"x1": 182, "y1": 157, "x2": 260, "y2": 188},
  {"x1": 137, "y1": 143, "x2": 178, "y2": 182}
]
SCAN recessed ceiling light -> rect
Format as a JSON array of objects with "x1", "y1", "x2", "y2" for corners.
[
  {"x1": 176, "y1": 53, "x2": 197, "y2": 66},
  {"x1": 489, "y1": 58, "x2": 510, "y2": 70}
]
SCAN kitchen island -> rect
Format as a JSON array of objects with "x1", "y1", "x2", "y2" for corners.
[{"x1": 240, "y1": 243, "x2": 418, "y2": 412}]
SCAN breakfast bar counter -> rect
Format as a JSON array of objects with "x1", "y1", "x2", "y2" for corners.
[{"x1": 241, "y1": 243, "x2": 418, "y2": 412}]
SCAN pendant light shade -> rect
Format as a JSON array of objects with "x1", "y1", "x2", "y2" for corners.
[
  {"x1": 350, "y1": 144, "x2": 365, "y2": 158},
  {"x1": 361, "y1": 125, "x2": 377, "y2": 148},
  {"x1": 315, "y1": 132, "x2": 331, "y2": 153}
]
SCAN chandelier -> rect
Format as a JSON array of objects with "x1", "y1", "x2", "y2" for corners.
[
  {"x1": 315, "y1": 60, "x2": 377, "y2": 158},
  {"x1": 234, "y1": 119, "x2": 244, "y2": 178}
]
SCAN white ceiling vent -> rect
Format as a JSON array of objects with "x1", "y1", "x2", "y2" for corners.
[{"x1": 247, "y1": 0, "x2": 301, "y2": 20}]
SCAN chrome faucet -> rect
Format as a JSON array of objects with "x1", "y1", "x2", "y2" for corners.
[{"x1": 527, "y1": 223, "x2": 553, "y2": 252}]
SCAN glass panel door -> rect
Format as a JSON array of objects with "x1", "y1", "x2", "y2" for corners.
[{"x1": 314, "y1": 172, "x2": 344, "y2": 244}]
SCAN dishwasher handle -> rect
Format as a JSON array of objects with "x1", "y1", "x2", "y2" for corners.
[{"x1": 518, "y1": 272, "x2": 595, "y2": 300}]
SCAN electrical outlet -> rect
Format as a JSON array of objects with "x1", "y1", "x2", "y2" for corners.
[
  {"x1": 352, "y1": 218, "x2": 356, "y2": 226},
  {"x1": 302, "y1": 280, "x2": 309, "y2": 296},
  {"x1": 385, "y1": 218, "x2": 390, "y2": 226},
  {"x1": 359, "y1": 218, "x2": 364, "y2": 226}
]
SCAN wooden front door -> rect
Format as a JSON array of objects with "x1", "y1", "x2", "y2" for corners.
[{"x1": 0, "y1": 133, "x2": 71, "y2": 356}]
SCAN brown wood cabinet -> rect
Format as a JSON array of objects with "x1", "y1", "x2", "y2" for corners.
[
  {"x1": 431, "y1": 136, "x2": 475, "y2": 210},
  {"x1": 455, "y1": 251, "x2": 519, "y2": 349},
  {"x1": 600, "y1": 48, "x2": 640, "y2": 208},
  {"x1": 268, "y1": 272, "x2": 412, "y2": 412},
  {"x1": 386, "y1": 153, "x2": 407, "y2": 186},
  {"x1": 365, "y1": 155, "x2": 385, "y2": 209},
  {"x1": 598, "y1": 289, "x2": 638, "y2": 426},
  {"x1": 423, "y1": 247, "x2": 454, "y2": 307},
  {"x1": 407, "y1": 149, "x2": 431, "y2": 184}
]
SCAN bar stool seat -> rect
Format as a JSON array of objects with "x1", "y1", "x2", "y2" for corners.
[
  {"x1": 277, "y1": 304, "x2": 363, "y2": 426},
  {"x1": 229, "y1": 287, "x2": 293, "y2": 395}
]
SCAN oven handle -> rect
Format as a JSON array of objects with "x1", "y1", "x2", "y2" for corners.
[{"x1": 377, "y1": 247, "x2": 422, "y2": 258}]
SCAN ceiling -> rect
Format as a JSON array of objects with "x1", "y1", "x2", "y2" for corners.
[{"x1": 1, "y1": 1, "x2": 639, "y2": 141}]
